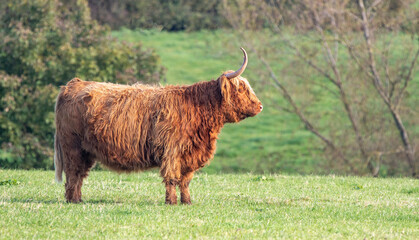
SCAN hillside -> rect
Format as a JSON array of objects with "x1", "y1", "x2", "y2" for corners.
[
  {"x1": 112, "y1": 29, "x2": 419, "y2": 176},
  {"x1": 113, "y1": 29, "x2": 321, "y2": 175}
]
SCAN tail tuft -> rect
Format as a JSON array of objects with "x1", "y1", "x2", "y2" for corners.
[{"x1": 54, "y1": 134, "x2": 63, "y2": 184}]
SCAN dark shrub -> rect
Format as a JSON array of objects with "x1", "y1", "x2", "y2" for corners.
[
  {"x1": 0, "y1": 0, "x2": 164, "y2": 169},
  {"x1": 88, "y1": 0, "x2": 229, "y2": 31}
]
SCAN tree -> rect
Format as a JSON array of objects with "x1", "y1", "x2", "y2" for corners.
[
  {"x1": 223, "y1": 0, "x2": 418, "y2": 176},
  {"x1": 0, "y1": 0, "x2": 164, "y2": 169}
]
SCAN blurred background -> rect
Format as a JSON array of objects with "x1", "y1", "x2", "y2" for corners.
[{"x1": 0, "y1": 0, "x2": 418, "y2": 177}]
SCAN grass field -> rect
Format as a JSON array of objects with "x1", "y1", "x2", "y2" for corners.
[
  {"x1": 112, "y1": 29, "x2": 322, "y2": 175},
  {"x1": 0, "y1": 170, "x2": 418, "y2": 239},
  {"x1": 112, "y1": 29, "x2": 419, "y2": 176}
]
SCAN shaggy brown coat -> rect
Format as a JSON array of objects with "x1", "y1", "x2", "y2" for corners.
[{"x1": 55, "y1": 69, "x2": 262, "y2": 205}]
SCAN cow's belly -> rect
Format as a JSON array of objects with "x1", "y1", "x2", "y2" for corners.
[
  {"x1": 82, "y1": 142, "x2": 159, "y2": 173},
  {"x1": 95, "y1": 154, "x2": 159, "y2": 173}
]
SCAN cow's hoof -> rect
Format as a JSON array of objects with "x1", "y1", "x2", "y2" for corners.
[{"x1": 165, "y1": 200, "x2": 177, "y2": 205}]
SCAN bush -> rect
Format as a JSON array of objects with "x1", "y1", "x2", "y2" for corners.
[
  {"x1": 0, "y1": 0, "x2": 164, "y2": 169},
  {"x1": 88, "y1": 0, "x2": 229, "y2": 31},
  {"x1": 87, "y1": 0, "x2": 417, "y2": 32}
]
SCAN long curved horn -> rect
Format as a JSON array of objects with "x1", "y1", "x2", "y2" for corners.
[{"x1": 225, "y1": 47, "x2": 248, "y2": 79}]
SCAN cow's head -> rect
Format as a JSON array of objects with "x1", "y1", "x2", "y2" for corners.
[{"x1": 220, "y1": 48, "x2": 263, "y2": 123}]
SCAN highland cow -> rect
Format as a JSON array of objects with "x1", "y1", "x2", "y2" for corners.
[{"x1": 54, "y1": 48, "x2": 262, "y2": 204}]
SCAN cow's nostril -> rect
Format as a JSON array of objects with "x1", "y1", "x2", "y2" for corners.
[{"x1": 260, "y1": 105, "x2": 263, "y2": 111}]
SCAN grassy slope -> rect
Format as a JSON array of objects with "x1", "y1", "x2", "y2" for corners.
[
  {"x1": 1, "y1": 170, "x2": 418, "y2": 239},
  {"x1": 113, "y1": 29, "x2": 320, "y2": 175},
  {"x1": 112, "y1": 29, "x2": 419, "y2": 176}
]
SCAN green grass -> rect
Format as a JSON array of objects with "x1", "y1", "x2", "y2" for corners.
[
  {"x1": 1, "y1": 170, "x2": 418, "y2": 239},
  {"x1": 112, "y1": 29, "x2": 321, "y2": 175},
  {"x1": 111, "y1": 29, "x2": 419, "y2": 176}
]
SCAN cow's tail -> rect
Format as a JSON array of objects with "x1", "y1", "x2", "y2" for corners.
[{"x1": 54, "y1": 133, "x2": 63, "y2": 183}]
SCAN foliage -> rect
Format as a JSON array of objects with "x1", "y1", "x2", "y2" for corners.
[
  {"x1": 88, "y1": 0, "x2": 228, "y2": 31},
  {"x1": 1, "y1": 170, "x2": 418, "y2": 238},
  {"x1": 223, "y1": 0, "x2": 419, "y2": 177},
  {"x1": 223, "y1": 0, "x2": 418, "y2": 33},
  {"x1": 0, "y1": 0, "x2": 164, "y2": 169},
  {"x1": 87, "y1": 0, "x2": 416, "y2": 32}
]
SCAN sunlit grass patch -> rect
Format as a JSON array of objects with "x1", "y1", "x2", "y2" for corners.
[{"x1": 1, "y1": 170, "x2": 418, "y2": 239}]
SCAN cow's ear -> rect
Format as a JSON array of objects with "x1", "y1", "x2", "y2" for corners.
[{"x1": 219, "y1": 74, "x2": 231, "y2": 103}]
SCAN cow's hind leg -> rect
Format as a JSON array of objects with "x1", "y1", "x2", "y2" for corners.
[
  {"x1": 63, "y1": 146, "x2": 95, "y2": 203},
  {"x1": 180, "y1": 172, "x2": 194, "y2": 204}
]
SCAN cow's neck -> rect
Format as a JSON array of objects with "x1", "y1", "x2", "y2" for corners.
[
  {"x1": 182, "y1": 80, "x2": 225, "y2": 167},
  {"x1": 184, "y1": 79, "x2": 225, "y2": 131}
]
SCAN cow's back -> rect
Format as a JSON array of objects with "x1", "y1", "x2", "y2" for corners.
[{"x1": 55, "y1": 78, "x2": 161, "y2": 172}]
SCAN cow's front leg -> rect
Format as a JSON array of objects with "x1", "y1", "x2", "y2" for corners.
[
  {"x1": 161, "y1": 156, "x2": 181, "y2": 205},
  {"x1": 164, "y1": 179, "x2": 178, "y2": 205},
  {"x1": 180, "y1": 172, "x2": 194, "y2": 204}
]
